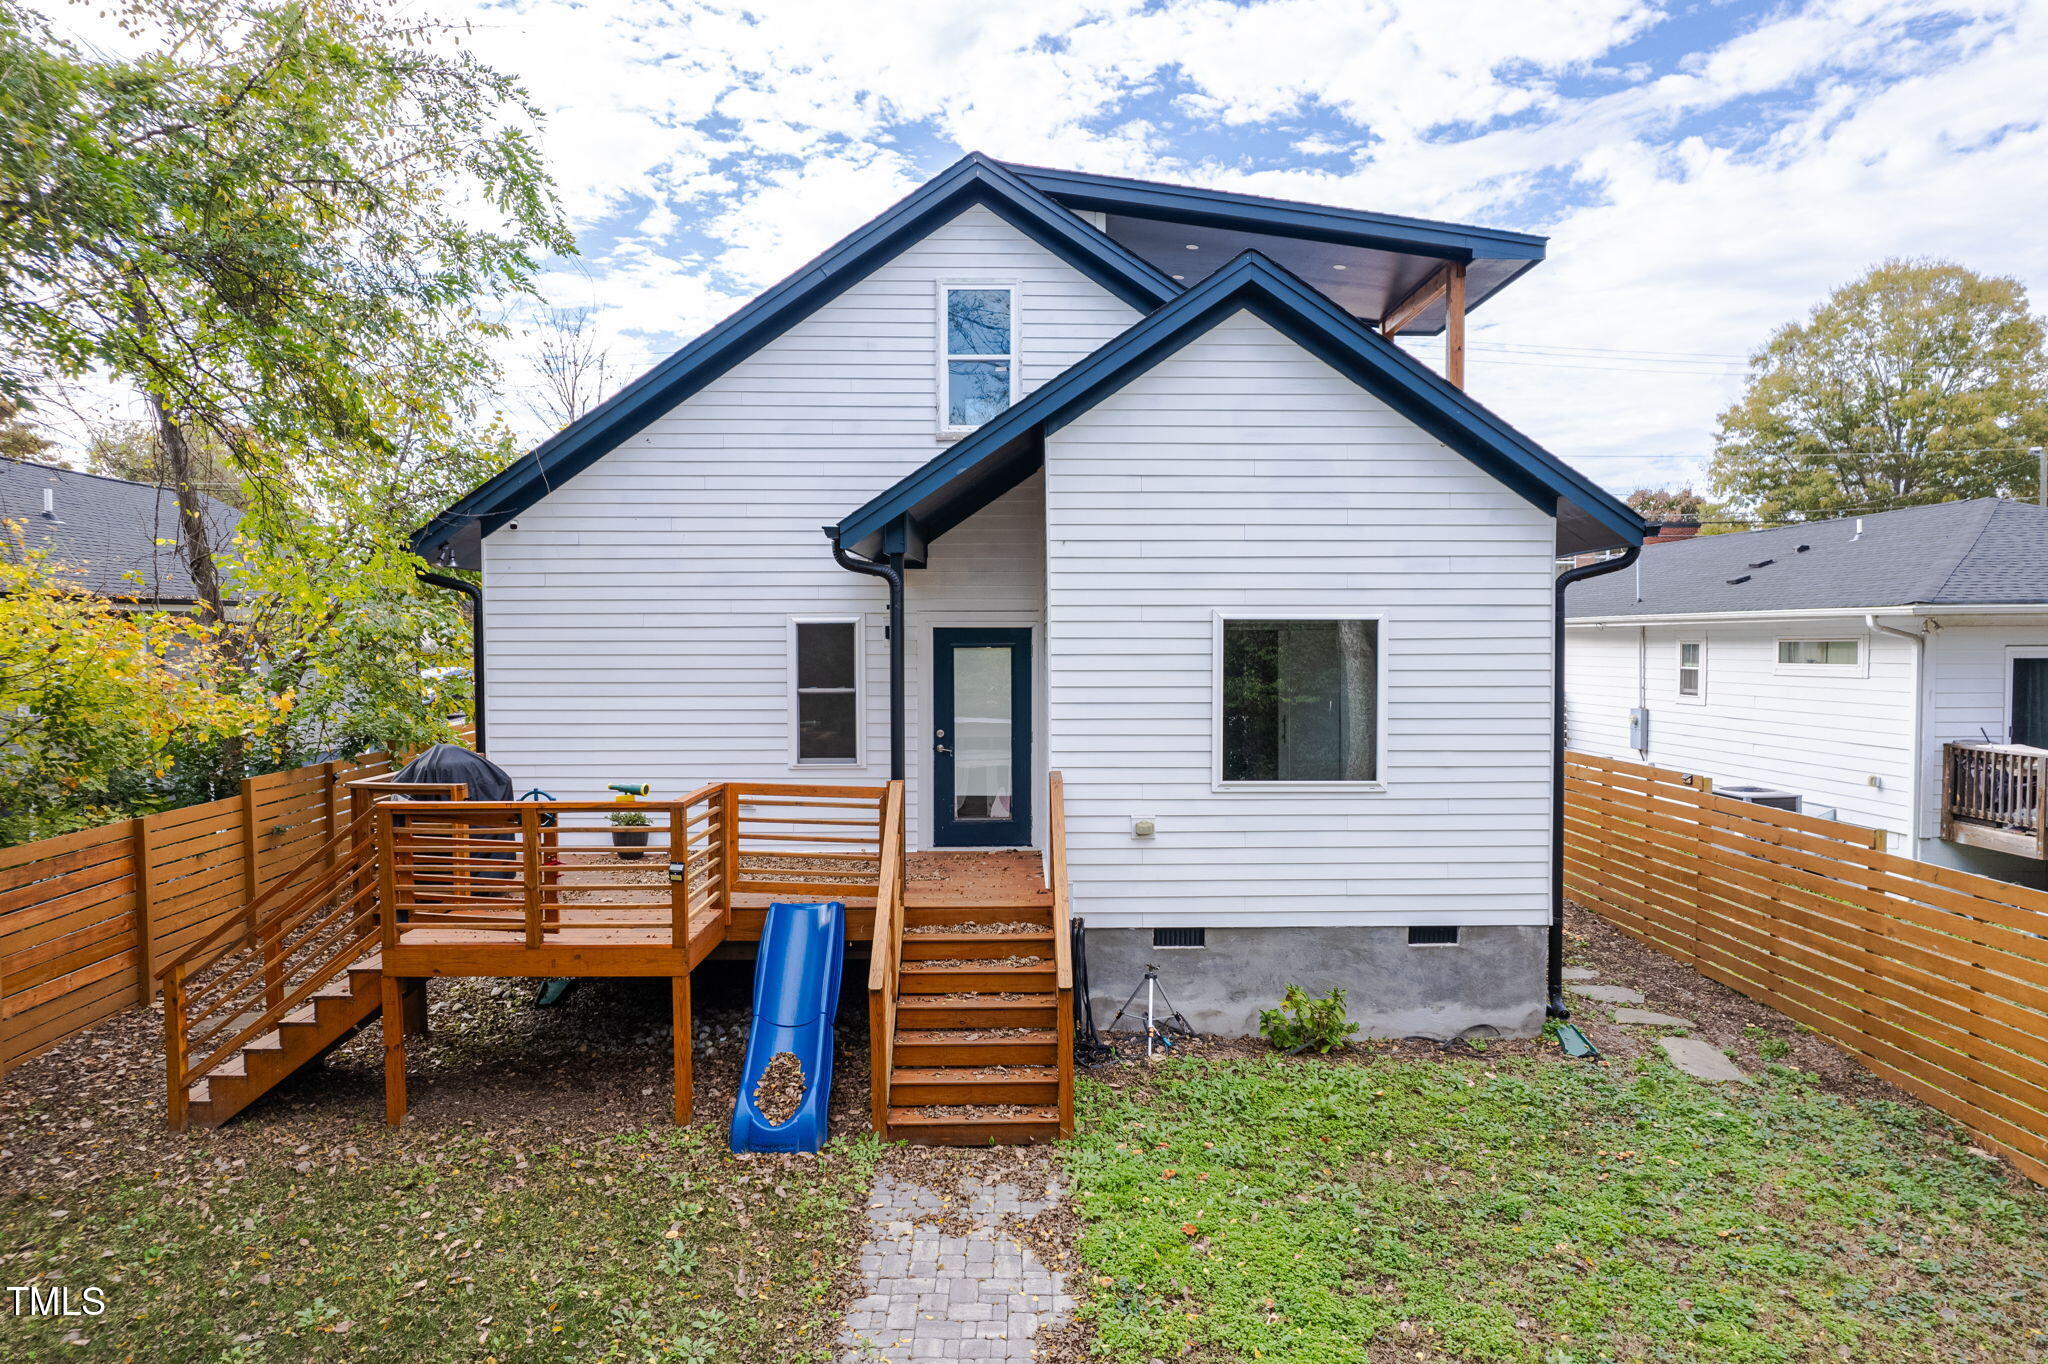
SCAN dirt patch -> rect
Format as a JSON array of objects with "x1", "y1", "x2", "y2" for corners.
[
  {"x1": 912, "y1": 955, "x2": 1047, "y2": 969},
  {"x1": 1561, "y1": 902, "x2": 1906, "y2": 1102},
  {"x1": 753, "y1": 1050, "x2": 807, "y2": 1125},
  {"x1": 906, "y1": 921, "x2": 1042, "y2": 935}
]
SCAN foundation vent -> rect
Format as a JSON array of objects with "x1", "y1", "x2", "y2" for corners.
[
  {"x1": 1152, "y1": 927, "x2": 1206, "y2": 949},
  {"x1": 1407, "y1": 925, "x2": 1461, "y2": 946}
]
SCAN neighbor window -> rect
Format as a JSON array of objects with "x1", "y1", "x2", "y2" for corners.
[
  {"x1": 940, "y1": 285, "x2": 1016, "y2": 432},
  {"x1": 1677, "y1": 640, "x2": 1704, "y2": 698},
  {"x1": 1777, "y1": 639, "x2": 1859, "y2": 668},
  {"x1": 1217, "y1": 617, "x2": 1380, "y2": 784},
  {"x1": 791, "y1": 619, "x2": 860, "y2": 764}
]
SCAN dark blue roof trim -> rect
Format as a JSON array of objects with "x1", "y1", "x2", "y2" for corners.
[
  {"x1": 411, "y1": 154, "x2": 1180, "y2": 561},
  {"x1": 833, "y1": 251, "x2": 1642, "y2": 557},
  {"x1": 1006, "y1": 162, "x2": 1548, "y2": 262}
]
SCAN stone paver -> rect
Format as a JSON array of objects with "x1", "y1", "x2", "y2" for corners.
[
  {"x1": 1658, "y1": 1035, "x2": 1750, "y2": 1083},
  {"x1": 839, "y1": 1171, "x2": 1072, "y2": 1363},
  {"x1": 1561, "y1": 966, "x2": 1599, "y2": 981},
  {"x1": 1614, "y1": 1008, "x2": 1695, "y2": 1028},
  {"x1": 1567, "y1": 982, "x2": 1647, "y2": 1004}
]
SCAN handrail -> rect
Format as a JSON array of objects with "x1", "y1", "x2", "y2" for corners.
[
  {"x1": 1047, "y1": 770, "x2": 1075, "y2": 1137},
  {"x1": 868, "y1": 780, "x2": 906, "y2": 1136}
]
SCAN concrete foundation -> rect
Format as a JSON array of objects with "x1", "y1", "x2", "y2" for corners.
[{"x1": 1080, "y1": 924, "x2": 1548, "y2": 1040}]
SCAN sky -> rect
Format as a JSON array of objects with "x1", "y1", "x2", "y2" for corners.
[{"x1": 61, "y1": 0, "x2": 2048, "y2": 498}]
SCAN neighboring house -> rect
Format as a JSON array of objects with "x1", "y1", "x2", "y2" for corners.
[
  {"x1": 0, "y1": 455, "x2": 238, "y2": 606},
  {"x1": 413, "y1": 154, "x2": 1643, "y2": 1036},
  {"x1": 1565, "y1": 498, "x2": 2048, "y2": 888}
]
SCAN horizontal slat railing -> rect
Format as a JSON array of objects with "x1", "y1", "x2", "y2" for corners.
[{"x1": 1566, "y1": 749, "x2": 2048, "y2": 1187}]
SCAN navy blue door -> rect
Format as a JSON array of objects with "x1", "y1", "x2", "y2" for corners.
[
  {"x1": 2015, "y1": 658, "x2": 2048, "y2": 747},
  {"x1": 933, "y1": 628, "x2": 1032, "y2": 847}
]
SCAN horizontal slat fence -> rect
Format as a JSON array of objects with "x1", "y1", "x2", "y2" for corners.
[
  {"x1": 1565, "y1": 750, "x2": 2048, "y2": 1186},
  {"x1": 1, "y1": 732, "x2": 467, "y2": 1076}
]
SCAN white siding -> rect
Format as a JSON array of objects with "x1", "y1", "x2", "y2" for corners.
[
  {"x1": 482, "y1": 204, "x2": 1135, "y2": 847},
  {"x1": 1920, "y1": 621, "x2": 2048, "y2": 884},
  {"x1": 1563, "y1": 618, "x2": 1917, "y2": 841},
  {"x1": 1043, "y1": 310, "x2": 1558, "y2": 929}
]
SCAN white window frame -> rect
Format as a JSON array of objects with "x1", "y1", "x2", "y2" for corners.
[
  {"x1": 1211, "y1": 609, "x2": 1389, "y2": 793},
  {"x1": 1774, "y1": 635, "x2": 1867, "y2": 678},
  {"x1": 1675, "y1": 637, "x2": 1707, "y2": 704},
  {"x1": 788, "y1": 615, "x2": 864, "y2": 768},
  {"x1": 935, "y1": 282, "x2": 1020, "y2": 439},
  {"x1": 2003, "y1": 646, "x2": 2048, "y2": 745}
]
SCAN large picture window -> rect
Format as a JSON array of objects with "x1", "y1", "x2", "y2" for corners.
[
  {"x1": 939, "y1": 285, "x2": 1017, "y2": 433},
  {"x1": 1216, "y1": 616, "x2": 1381, "y2": 786},
  {"x1": 791, "y1": 619, "x2": 861, "y2": 765}
]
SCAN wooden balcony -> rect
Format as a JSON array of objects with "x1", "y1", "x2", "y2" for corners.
[{"x1": 1941, "y1": 742, "x2": 2048, "y2": 860}]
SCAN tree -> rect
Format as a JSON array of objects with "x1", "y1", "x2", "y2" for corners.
[
  {"x1": 1708, "y1": 260, "x2": 2048, "y2": 521},
  {"x1": 1627, "y1": 487, "x2": 1714, "y2": 523},
  {"x1": 0, "y1": 0, "x2": 572, "y2": 622},
  {"x1": 85, "y1": 420, "x2": 244, "y2": 509},
  {"x1": 0, "y1": 525, "x2": 269, "y2": 840},
  {"x1": 0, "y1": 398, "x2": 48, "y2": 461},
  {"x1": 525, "y1": 304, "x2": 618, "y2": 430}
]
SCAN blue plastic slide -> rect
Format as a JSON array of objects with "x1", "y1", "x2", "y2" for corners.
[{"x1": 729, "y1": 901, "x2": 846, "y2": 1153}]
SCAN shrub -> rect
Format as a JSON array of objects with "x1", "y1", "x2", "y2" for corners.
[
  {"x1": 1258, "y1": 984, "x2": 1359, "y2": 1054},
  {"x1": 609, "y1": 809, "x2": 651, "y2": 827}
]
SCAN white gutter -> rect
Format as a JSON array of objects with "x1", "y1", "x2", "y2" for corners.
[
  {"x1": 1570, "y1": 603, "x2": 2048, "y2": 627},
  {"x1": 1867, "y1": 612, "x2": 1929, "y2": 854}
]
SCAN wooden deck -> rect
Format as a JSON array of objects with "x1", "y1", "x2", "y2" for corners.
[{"x1": 160, "y1": 777, "x2": 1075, "y2": 1145}]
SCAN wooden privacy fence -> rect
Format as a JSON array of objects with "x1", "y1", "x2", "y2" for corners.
[
  {"x1": 1565, "y1": 750, "x2": 2048, "y2": 1185},
  {"x1": 1, "y1": 732, "x2": 469, "y2": 1077}
]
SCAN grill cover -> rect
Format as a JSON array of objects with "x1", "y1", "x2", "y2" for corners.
[{"x1": 386, "y1": 744, "x2": 514, "y2": 801}]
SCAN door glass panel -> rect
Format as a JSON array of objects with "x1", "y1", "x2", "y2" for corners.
[
  {"x1": 2016, "y1": 659, "x2": 2048, "y2": 748},
  {"x1": 951, "y1": 646, "x2": 1014, "y2": 821}
]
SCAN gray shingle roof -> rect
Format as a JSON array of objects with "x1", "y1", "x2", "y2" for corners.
[
  {"x1": 1568, "y1": 498, "x2": 2048, "y2": 619},
  {"x1": 0, "y1": 456, "x2": 240, "y2": 603}
]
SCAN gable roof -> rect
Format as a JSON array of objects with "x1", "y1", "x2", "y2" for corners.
[
  {"x1": 1005, "y1": 162, "x2": 1546, "y2": 333},
  {"x1": 0, "y1": 456, "x2": 239, "y2": 603},
  {"x1": 410, "y1": 153, "x2": 1179, "y2": 565},
  {"x1": 1568, "y1": 499, "x2": 2048, "y2": 620},
  {"x1": 831, "y1": 250, "x2": 1642, "y2": 559}
]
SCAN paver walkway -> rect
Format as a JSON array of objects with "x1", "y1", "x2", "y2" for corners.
[{"x1": 839, "y1": 1169, "x2": 1073, "y2": 1362}]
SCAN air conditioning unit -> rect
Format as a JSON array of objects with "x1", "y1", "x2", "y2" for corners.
[{"x1": 1718, "y1": 784, "x2": 1803, "y2": 813}]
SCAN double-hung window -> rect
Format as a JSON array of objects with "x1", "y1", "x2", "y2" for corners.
[
  {"x1": 1676, "y1": 640, "x2": 1705, "y2": 700},
  {"x1": 1215, "y1": 614, "x2": 1383, "y2": 787},
  {"x1": 939, "y1": 285, "x2": 1017, "y2": 435},
  {"x1": 791, "y1": 619, "x2": 861, "y2": 765}
]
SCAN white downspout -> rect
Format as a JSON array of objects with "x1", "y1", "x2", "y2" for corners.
[
  {"x1": 1636, "y1": 626, "x2": 1648, "y2": 757},
  {"x1": 1867, "y1": 612, "x2": 1926, "y2": 855}
]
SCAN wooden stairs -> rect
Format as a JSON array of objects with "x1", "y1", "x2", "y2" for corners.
[
  {"x1": 179, "y1": 952, "x2": 388, "y2": 1128},
  {"x1": 868, "y1": 779, "x2": 1077, "y2": 1146}
]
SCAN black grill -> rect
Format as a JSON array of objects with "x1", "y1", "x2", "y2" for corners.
[
  {"x1": 1152, "y1": 927, "x2": 1206, "y2": 949},
  {"x1": 1407, "y1": 925, "x2": 1460, "y2": 946}
]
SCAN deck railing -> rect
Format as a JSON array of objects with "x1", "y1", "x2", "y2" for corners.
[
  {"x1": 1047, "y1": 771, "x2": 1075, "y2": 1138},
  {"x1": 866, "y1": 782, "x2": 907, "y2": 1134},
  {"x1": 1942, "y1": 742, "x2": 2048, "y2": 861},
  {"x1": 158, "y1": 778, "x2": 466, "y2": 1128}
]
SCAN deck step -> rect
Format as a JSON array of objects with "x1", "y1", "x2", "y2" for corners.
[
  {"x1": 889, "y1": 1067, "x2": 1058, "y2": 1106},
  {"x1": 892, "y1": 1029, "x2": 1059, "y2": 1066},
  {"x1": 898, "y1": 960, "x2": 1055, "y2": 994},
  {"x1": 886, "y1": 1105, "x2": 1061, "y2": 1146},
  {"x1": 903, "y1": 904, "x2": 1052, "y2": 928},
  {"x1": 901, "y1": 930, "x2": 1053, "y2": 960},
  {"x1": 894, "y1": 994, "x2": 1059, "y2": 1030}
]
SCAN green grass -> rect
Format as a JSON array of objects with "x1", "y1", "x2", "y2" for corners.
[
  {"x1": 2, "y1": 1125, "x2": 880, "y2": 1363},
  {"x1": 1065, "y1": 1053, "x2": 2048, "y2": 1363}
]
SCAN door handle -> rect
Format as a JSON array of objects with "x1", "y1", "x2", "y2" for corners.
[{"x1": 935, "y1": 744, "x2": 953, "y2": 754}]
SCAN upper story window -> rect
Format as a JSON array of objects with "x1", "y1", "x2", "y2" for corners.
[
  {"x1": 940, "y1": 285, "x2": 1017, "y2": 435},
  {"x1": 1215, "y1": 615, "x2": 1382, "y2": 788}
]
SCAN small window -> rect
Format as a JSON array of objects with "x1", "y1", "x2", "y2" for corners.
[
  {"x1": 940, "y1": 286, "x2": 1016, "y2": 433},
  {"x1": 1778, "y1": 639, "x2": 1860, "y2": 667},
  {"x1": 791, "y1": 619, "x2": 861, "y2": 764},
  {"x1": 1677, "y1": 640, "x2": 1704, "y2": 699},
  {"x1": 1217, "y1": 616, "x2": 1380, "y2": 785}
]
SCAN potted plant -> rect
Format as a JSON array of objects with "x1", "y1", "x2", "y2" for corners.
[{"x1": 609, "y1": 808, "x2": 652, "y2": 860}]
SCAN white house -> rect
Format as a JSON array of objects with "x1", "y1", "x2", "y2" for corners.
[
  {"x1": 413, "y1": 155, "x2": 1643, "y2": 1037},
  {"x1": 1565, "y1": 498, "x2": 2048, "y2": 888}
]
